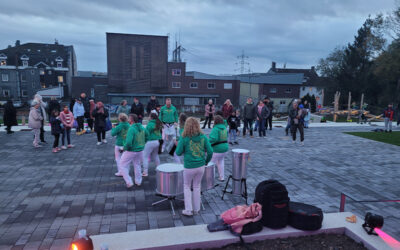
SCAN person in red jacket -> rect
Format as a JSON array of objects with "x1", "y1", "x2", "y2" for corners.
[
  {"x1": 383, "y1": 104, "x2": 394, "y2": 132},
  {"x1": 222, "y1": 99, "x2": 233, "y2": 119}
]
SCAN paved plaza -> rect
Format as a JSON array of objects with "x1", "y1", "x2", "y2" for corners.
[{"x1": 0, "y1": 124, "x2": 399, "y2": 249}]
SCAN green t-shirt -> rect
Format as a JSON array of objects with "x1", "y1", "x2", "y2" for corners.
[
  {"x1": 159, "y1": 105, "x2": 178, "y2": 123},
  {"x1": 111, "y1": 121, "x2": 130, "y2": 146},
  {"x1": 209, "y1": 124, "x2": 229, "y2": 153},
  {"x1": 124, "y1": 123, "x2": 146, "y2": 152},
  {"x1": 176, "y1": 133, "x2": 213, "y2": 169}
]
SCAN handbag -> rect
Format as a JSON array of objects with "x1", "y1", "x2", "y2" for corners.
[
  {"x1": 105, "y1": 118, "x2": 112, "y2": 131},
  {"x1": 73, "y1": 120, "x2": 78, "y2": 129}
]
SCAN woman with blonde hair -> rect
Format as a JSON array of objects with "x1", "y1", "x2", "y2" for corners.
[
  {"x1": 222, "y1": 99, "x2": 233, "y2": 119},
  {"x1": 176, "y1": 117, "x2": 213, "y2": 216}
]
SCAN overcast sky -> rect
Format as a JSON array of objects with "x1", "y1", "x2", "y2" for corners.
[{"x1": 0, "y1": 0, "x2": 396, "y2": 74}]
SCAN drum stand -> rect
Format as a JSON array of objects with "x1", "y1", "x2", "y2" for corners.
[
  {"x1": 221, "y1": 175, "x2": 248, "y2": 204},
  {"x1": 152, "y1": 194, "x2": 183, "y2": 216}
]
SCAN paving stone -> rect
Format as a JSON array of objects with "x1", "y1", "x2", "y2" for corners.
[{"x1": 1, "y1": 126, "x2": 400, "y2": 249}]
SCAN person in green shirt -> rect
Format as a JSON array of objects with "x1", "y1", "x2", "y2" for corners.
[
  {"x1": 176, "y1": 117, "x2": 213, "y2": 216},
  {"x1": 173, "y1": 113, "x2": 187, "y2": 164},
  {"x1": 119, "y1": 114, "x2": 146, "y2": 188},
  {"x1": 111, "y1": 113, "x2": 130, "y2": 177},
  {"x1": 159, "y1": 98, "x2": 179, "y2": 152},
  {"x1": 142, "y1": 113, "x2": 162, "y2": 176},
  {"x1": 208, "y1": 115, "x2": 229, "y2": 181}
]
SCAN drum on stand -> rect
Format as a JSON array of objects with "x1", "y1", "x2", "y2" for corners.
[
  {"x1": 153, "y1": 163, "x2": 184, "y2": 216},
  {"x1": 201, "y1": 162, "x2": 216, "y2": 192}
]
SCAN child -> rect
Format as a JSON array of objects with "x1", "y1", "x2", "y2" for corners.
[
  {"x1": 119, "y1": 114, "x2": 146, "y2": 188},
  {"x1": 28, "y1": 101, "x2": 43, "y2": 148},
  {"x1": 209, "y1": 115, "x2": 229, "y2": 181},
  {"x1": 215, "y1": 110, "x2": 228, "y2": 127},
  {"x1": 59, "y1": 105, "x2": 75, "y2": 149},
  {"x1": 50, "y1": 110, "x2": 62, "y2": 153},
  {"x1": 173, "y1": 113, "x2": 187, "y2": 163},
  {"x1": 111, "y1": 113, "x2": 130, "y2": 177},
  {"x1": 142, "y1": 113, "x2": 162, "y2": 176},
  {"x1": 227, "y1": 111, "x2": 240, "y2": 144},
  {"x1": 235, "y1": 109, "x2": 242, "y2": 135}
]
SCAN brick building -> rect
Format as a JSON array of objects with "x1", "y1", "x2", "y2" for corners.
[{"x1": 0, "y1": 40, "x2": 77, "y2": 102}]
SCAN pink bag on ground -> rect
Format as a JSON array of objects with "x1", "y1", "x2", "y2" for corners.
[{"x1": 221, "y1": 203, "x2": 262, "y2": 234}]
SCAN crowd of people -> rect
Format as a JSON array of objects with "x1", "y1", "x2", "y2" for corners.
[{"x1": 3, "y1": 93, "x2": 400, "y2": 217}]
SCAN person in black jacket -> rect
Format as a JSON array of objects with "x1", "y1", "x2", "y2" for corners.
[
  {"x1": 50, "y1": 110, "x2": 62, "y2": 153},
  {"x1": 131, "y1": 97, "x2": 144, "y2": 124},
  {"x1": 255, "y1": 100, "x2": 270, "y2": 137},
  {"x1": 4, "y1": 100, "x2": 17, "y2": 134},
  {"x1": 242, "y1": 97, "x2": 256, "y2": 137},
  {"x1": 92, "y1": 101, "x2": 109, "y2": 145},
  {"x1": 48, "y1": 97, "x2": 61, "y2": 118},
  {"x1": 263, "y1": 97, "x2": 274, "y2": 130},
  {"x1": 227, "y1": 111, "x2": 240, "y2": 144},
  {"x1": 146, "y1": 96, "x2": 159, "y2": 114},
  {"x1": 288, "y1": 100, "x2": 304, "y2": 145}
]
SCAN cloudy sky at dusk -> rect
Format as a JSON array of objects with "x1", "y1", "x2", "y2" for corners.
[{"x1": 0, "y1": 0, "x2": 396, "y2": 74}]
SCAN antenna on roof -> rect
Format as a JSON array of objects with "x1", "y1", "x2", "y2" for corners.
[
  {"x1": 234, "y1": 50, "x2": 250, "y2": 74},
  {"x1": 283, "y1": 62, "x2": 286, "y2": 69}
]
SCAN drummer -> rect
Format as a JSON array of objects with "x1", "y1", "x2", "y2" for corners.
[
  {"x1": 173, "y1": 113, "x2": 187, "y2": 163},
  {"x1": 159, "y1": 98, "x2": 179, "y2": 153},
  {"x1": 176, "y1": 117, "x2": 213, "y2": 216},
  {"x1": 142, "y1": 113, "x2": 162, "y2": 177},
  {"x1": 208, "y1": 115, "x2": 229, "y2": 181},
  {"x1": 119, "y1": 114, "x2": 146, "y2": 188},
  {"x1": 111, "y1": 113, "x2": 130, "y2": 177}
]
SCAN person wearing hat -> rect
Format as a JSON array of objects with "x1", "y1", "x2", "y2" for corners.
[
  {"x1": 73, "y1": 98, "x2": 85, "y2": 135},
  {"x1": 28, "y1": 101, "x2": 43, "y2": 148}
]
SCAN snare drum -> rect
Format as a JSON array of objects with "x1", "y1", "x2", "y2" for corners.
[{"x1": 155, "y1": 163, "x2": 184, "y2": 196}]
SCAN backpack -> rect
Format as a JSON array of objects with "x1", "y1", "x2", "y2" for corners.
[
  {"x1": 254, "y1": 180, "x2": 290, "y2": 229},
  {"x1": 288, "y1": 202, "x2": 323, "y2": 231}
]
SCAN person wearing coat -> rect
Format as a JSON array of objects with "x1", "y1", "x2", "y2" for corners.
[
  {"x1": 92, "y1": 101, "x2": 109, "y2": 145},
  {"x1": 222, "y1": 99, "x2": 233, "y2": 119},
  {"x1": 49, "y1": 110, "x2": 63, "y2": 153},
  {"x1": 33, "y1": 94, "x2": 48, "y2": 143},
  {"x1": 255, "y1": 100, "x2": 270, "y2": 137},
  {"x1": 242, "y1": 97, "x2": 256, "y2": 137},
  {"x1": 73, "y1": 98, "x2": 85, "y2": 134},
  {"x1": 202, "y1": 99, "x2": 215, "y2": 129},
  {"x1": 28, "y1": 101, "x2": 43, "y2": 148},
  {"x1": 146, "y1": 96, "x2": 159, "y2": 114},
  {"x1": 3, "y1": 100, "x2": 17, "y2": 134},
  {"x1": 130, "y1": 98, "x2": 145, "y2": 124},
  {"x1": 47, "y1": 97, "x2": 61, "y2": 118},
  {"x1": 116, "y1": 100, "x2": 130, "y2": 116}
]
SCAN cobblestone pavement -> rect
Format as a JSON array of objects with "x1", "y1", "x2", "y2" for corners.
[{"x1": 0, "y1": 125, "x2": 399, "y2": 249}]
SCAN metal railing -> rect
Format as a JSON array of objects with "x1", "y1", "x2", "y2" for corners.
[{"x1": 339, "y1": 192, "x2": 400, "y2": 212}]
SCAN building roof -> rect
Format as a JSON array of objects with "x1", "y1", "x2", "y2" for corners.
[
  {"x1": 268, "y1": 66, "x2": 319, "y2": 85},
  {"x1": 186, "y1": 71, "x2": 239, "y2": 81},
  {"x1": 237, "y1": 72, "x2": 304, "y2": 85},
  {"x1": 77, "y1": 71, "x2": 107, "y2": 78},
  {"x1": 0, "y1": 42, "x2": 74, "y2": 68}
]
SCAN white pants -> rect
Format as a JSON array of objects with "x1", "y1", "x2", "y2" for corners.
[
  {"x1": 143, "y1": 140, "x2": 160, "y2": 175},
  {"x1": 114, "y1": 146, "x2": 123, "y2": 174},
  {"x1": 173, "y1": 152, "x2": 182, "y2": 164},
  {"x1": 183, "y1": 166, "x2": 205, "y2": 213},
  {"x1": 32, "y1": 128, "x2": 40, "y2": 146},
  {"x1": 119, "y1": 151, "x2": 143, "y2": 186},
  {"x1": 162, "y1": 124, "x2": 176, "y2": 150},
  {"x1": 211, "y1": 152, "x2": 226, "y2": 180},
  {"x1": 384, "y1": 118, "x2": 392, "y2": 131}
]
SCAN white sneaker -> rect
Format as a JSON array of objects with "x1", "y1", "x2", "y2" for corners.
[
  {"x1": 300, "y1": 142, "x2": 304, "y2": 146},
  {"x1": 292, "y1": 140, "x2": 296, "y2": 144},
  {"x1": 102, "y1": 139, "x2": 107, "y2": 144},
  {"x1": 115, "y1": 172, "x2": 123, "y2": 177},
  {"x1": 182, "y1": 210, "x2": 193, "y2": 216},
  {"x1": 97, "y1": 142, "x2": 102, "y2": 146},
  {"x1": 61, "y1": 146, "x2": 67, "y2": 150}
]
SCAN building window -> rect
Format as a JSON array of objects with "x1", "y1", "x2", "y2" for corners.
[
  {"x1": 21, "y1": 72, "x2": 27, "y2": 82},
  {"x1": 90, "y1": 88, "x2": 95, "y2": 98},
  {"x1": 190, "y1": 82, "x2": 198, "y2": 88},
  {"x1": 285, "y1": 88, "x2": 292, "y2": 93},
  {"x1": 207, "y1": 82, "x2": 216, "y2": 89},
  {"x1": 57, "y1": 62, "x2": 62, "y2": 68},
  {"x1": 31, "y1": 69, "x2": 35, "y2": 75},
  {"x1": 22, "y1": 60, "x2": 28, "y2": 67},
  {"x1": 41, "y1": 82, "x2": 46, "y2": 88},
  {"x1": 58, "y1": 76, "x2": 64, "y2": 83},
  {"x1": 1, "y1": 73, "x2": 8, "y2": 82},
  {"x1": 184, "y1": 97, "x2": 199, "y2": 105},
  {"x1": 172, "y1": 69, "x2": 181, "y2": 76},
  {"x1": 224, "y1": 83, "x2": 232, "y2": 89},
  {"x1": 280, "y1": 100, "x2": 286, "y2": 105},
  {"x1": 40, "y1": 69, "x2": 45, "y2": 75},
  {"x1": 172, "y1": 82, "x2": 181, "y2": 88},
  {"x1": 270, "y1": 88, "x2": 277, "y2": 93},
  {"x1": 3, "y1": 90, "x2": 10, "y2": 97},
  {"x1": 22, "y1": 90, "x2": 28, "y2": 97},
  {"x1": 48, "y1": 71, "x2": 52, "y2": 75},
  {"x1": 0, "y1": 60, "x2": 6, "y2": 66}
]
